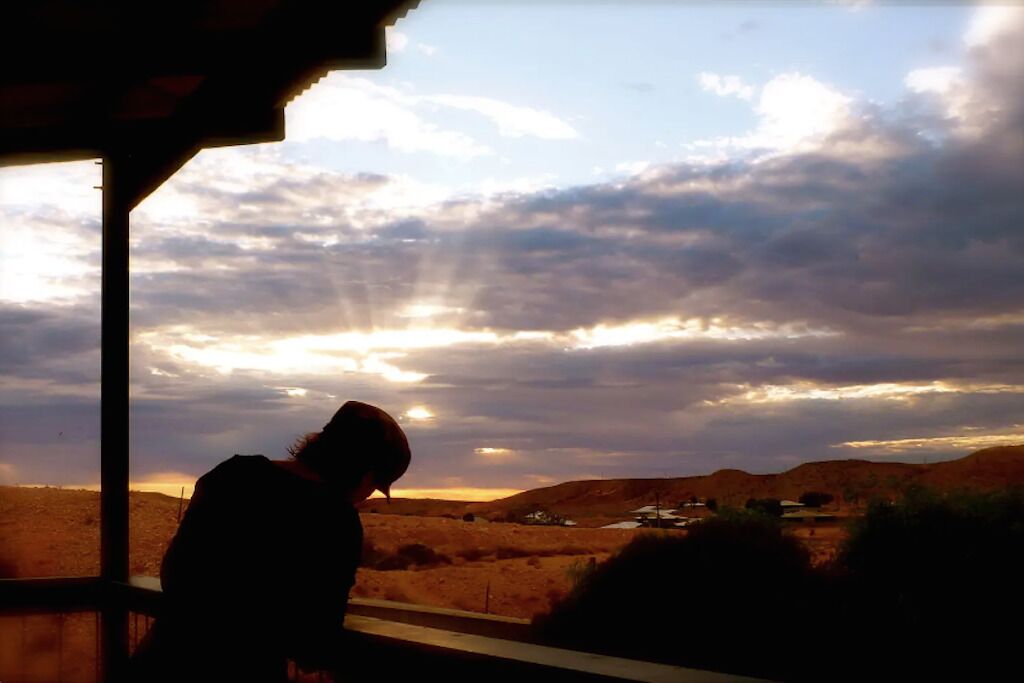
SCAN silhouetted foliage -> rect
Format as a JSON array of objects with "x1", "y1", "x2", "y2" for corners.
[
  {"x1": 798, "y1": 491, "x2": 833, "y2": 507},
  {"x1": 833, "y1": 487, "x2": 1024, "y2": 681},
  {"x1": 359, "y1": 538, "x2": 386, "y2": 569},
  {"x1": 456, "y1": 547, "x2": 489, "y2": 562},
  {"x1": 565, "y1": 556, "x2": 597, "y2": 588},
  {"x1": 705, "y1": 497, "x2": 718, "y2": 512},
  {"x1": 462, "y1": 512, "x2": 476, "y2": 522},
  {"x1": 364, "y1": 543, "x2": 452, "y2": 570},
  {"x1": 536, "y1": 488, "x2": 1024, "y2": 682},
  {"x1": 535, "y1": 510, "x2": 819, "y2": 680},
  {"x1": 744, "y1": 497, "x2": 783, "y2": 517}
]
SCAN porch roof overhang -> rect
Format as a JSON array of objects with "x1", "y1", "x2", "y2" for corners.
[{"x1": 0, "y1": 0, "x2": 417, "y2": 207}]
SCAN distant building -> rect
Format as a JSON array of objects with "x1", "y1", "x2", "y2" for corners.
[{"x1": 522, "y1": 509, "x2": 574, "y2": 526}]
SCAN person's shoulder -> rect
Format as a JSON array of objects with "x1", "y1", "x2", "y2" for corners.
[{"x1": 196, "y1": 454, "x2": 270, "y2": 487}]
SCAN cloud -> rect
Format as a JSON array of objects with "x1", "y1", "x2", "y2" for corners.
[
  {"x1": 286, "y1": 76, "x2": 490, "y2": 158},
  {"x1": 385, "y1": 28, "x2": 437, "y2": 58},
  {"x1": 286, "y1": 75, "x2": 578, "y2": 157},
  {"x1": 385, "y1": 28, "x2": 409, "y2": 53},
  {"x1": 753, "y1": 73, "x2": 852, "y2": 150},
  {"x1": 904, "y1": 66, "x2": 963, "y2": 95},
  {"x1": 964, "y1": 4, "x2": 1024, "y2": 48},
  {"x1": 689, "y1": 72, "x2": 852, "y2": 157},
  {"x1": 425, "y1": 95, "x2": 579, "y2": 140},
  {"x1": 3, "y1": 8, "x2": 1024, "y2": 489},
  {"x1": 698, "y1": 72, "x2": 755, "y2": 101},
  {"x1": 836, "y1": 431, "x2": 1024, "y2": 454}
]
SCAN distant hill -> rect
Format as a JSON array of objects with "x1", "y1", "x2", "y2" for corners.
[
  {"x1": 360, "y1": 445, "x2": 1024, "y2": 524},
  {"x1": 358, "y1": 497, "x2": 469, "y2": 518}
]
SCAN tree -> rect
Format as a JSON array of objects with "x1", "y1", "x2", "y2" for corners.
[
  {"x1": 799, "y1": 491, "x2": 834, "y2": 508},
  {"x1": 745, "y1": 498, "x2": 783, "y2": 517},
  {"x1": 706, "y1": 498, "x2": 718, "y2": 512}
]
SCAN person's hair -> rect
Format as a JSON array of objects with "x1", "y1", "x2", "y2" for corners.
[
  {"x1": 288, "y1": 402, "x2": 411, "y2": 496},
  {"x1": 287, "y1": 431, "x2": 368, "y2": 492}
]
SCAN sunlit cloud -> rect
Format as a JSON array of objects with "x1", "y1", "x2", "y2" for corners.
[
  {"x1": 404, "y1": 406, "x2": 434, "y2": 420},
  {"x1": 425, "y1": 94, "x2": 579, "y2": 140},
  {"x1": 688, "y1": 72, "x2": 852, "y2": 158},
  {"x1": 385, "y1": 27, "x2": 409, "y2": 52},
  {"x1": 905, "y1": 66, "x2": 963, "y2": 95},
  {"x1": 570, "y1": 317, "x2": 835, "y2": 350},
  {"x1": 0, "y1": 230, "x2": 96, "y2": 303},
  {"x1": 835, "y1": 432, "x2": 1024, "y2": 453},
  {"x1": 396, "y1": 303, "x2": 466, "y2": 319},
  {"x1": 712, "y1": 381, "x2": 1024, "y2": 405},
  {"x1": 287, "y1": 75, "x2": 490, "y2": 158},
  {"x1": 0, "y1": 160, "x2": 99, "y2": 215},
  {"x1": 141, "y1": 316, "x2": 829, "y2": 381},
  {"x1": 964, "y1": 4, "x2": 1024, "y2": 48},
  {"x1": 474, "y1": 447, "x2": 514, "y2": 457},
  {"x1": 698, "y1": 72, "x2": 755, "y2": 101}
]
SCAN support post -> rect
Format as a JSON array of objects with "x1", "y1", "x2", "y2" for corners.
[{"x1": 100, "y1": 152, "x2": 130, "y2": 683}]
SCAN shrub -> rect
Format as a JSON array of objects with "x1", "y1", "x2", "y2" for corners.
[
  {"x1": 462, "y1": 512, "x2": 476, "y2": 522},
  {"x1": 494, "y1": 546, "x2": 531, "y2": 560},
  {"x1": 365, "y1": 542, "x2": 452, "y2": 570},
  {"x1": 744, "y1": 497, "x2": 783, "y2": 517},
  {"x1": 798, "y1": 491, "x2": 834, "y2": 508},
  {"x1": 565, "y1": 556, "x2": 596, "y2": 588},
  {"x1": 359, "y1": 538, "x2": 387, "y2": 568},
  {"x1": 534, "y1": 489, "x2": 1024, "y2": 682},
  {"x1": 833, "y1": 487, "x2": 1024, "y2": 680},
  {"x1": 535, "y1": 511, "x2": 818, "y2": 680},
  {"x1": 456, "y1": 547, "x2": 489, "y2": 562}
]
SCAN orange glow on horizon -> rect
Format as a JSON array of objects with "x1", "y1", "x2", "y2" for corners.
[
  {"x1": 17, "y1": 482, "x2": 521, "y2": 503},
  {"x1": 370, "y1": 486, "x2": 523, "y2": 502}
]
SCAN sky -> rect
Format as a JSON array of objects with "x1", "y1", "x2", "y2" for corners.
[{"x1": 1, "y1": 2, "x2": 1023, "y2": 500}]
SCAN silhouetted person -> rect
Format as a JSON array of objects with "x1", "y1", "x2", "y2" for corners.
[{"x1": 127, "y1": 401, "x2": 411, "y2": 682}]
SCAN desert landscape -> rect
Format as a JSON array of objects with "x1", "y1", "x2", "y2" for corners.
[{"x1": 2, "y1": 445, "x2": 1023, "y2": 681}]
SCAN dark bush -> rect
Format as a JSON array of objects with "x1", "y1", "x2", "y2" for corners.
[
  {"x1": 798, "y1": 491, "x2": 834, "y2": 507},
  {"x1": 462, "y1": 512, "x2": 476, "y2": 522},
  {"x1": 365, "y1": 542, "x2": 452, "y2": 570},
  {"x1": 456, "y1": 547, "x2": 489, "y2": 562},
  {"x1": 745, "y1": 497, "x2": 783, "y2": 517},
  {"x1": 535, "y1": 489, "x2": 1024, "y2": 682},
  {"x1": 359, "y1": 538, "x2": 387, "y2": 568},
  {"x1": 534, "y1": 510, "x2": 820, "y2": 680},
  {"x1": 494, "y1": 546, "x2": 531, "y2": 560},
  {"x1": 833, "y1": 487, "x2": 1024, "y2": 680}
]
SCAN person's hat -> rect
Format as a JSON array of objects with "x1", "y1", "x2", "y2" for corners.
[{"x1": 321, "y1": 401, "x2": 410, "y2": 501}]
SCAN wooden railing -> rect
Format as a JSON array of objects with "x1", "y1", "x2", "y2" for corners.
[{"x1": 0, "y1": 576, "x2": 775, "y2": 683}]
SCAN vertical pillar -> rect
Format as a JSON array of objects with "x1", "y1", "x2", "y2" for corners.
[{"x1": 100, "y1": 152, "x2": 130, "y2": 683}]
